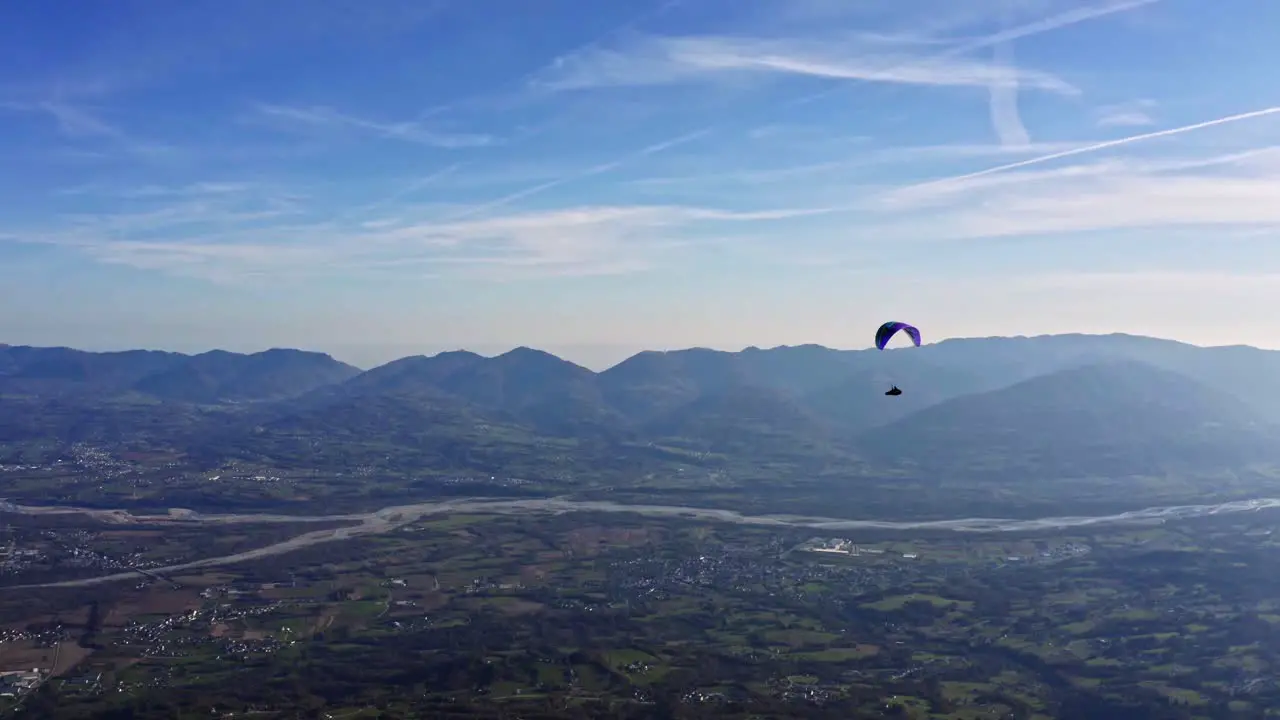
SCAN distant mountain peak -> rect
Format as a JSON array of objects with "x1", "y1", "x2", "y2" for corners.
[
  {"x1": 7, "y1": 333, "x2": 1280, "y2": 487},
  {"x1": 498, "y1": 345, "x2": 564, "y2": 360},
  {"x1": 256, "y1": 347, "x2": 339, "y2": 360},
  {"x1": 858, "y1": 359, "x2": 1277, "y2": 478},
  {"x1": 491, "y1": 346, "x2": 593, "y2": 373},
  {"x1": 434, "y1": 349, "x2": 483, "y2": 360}
]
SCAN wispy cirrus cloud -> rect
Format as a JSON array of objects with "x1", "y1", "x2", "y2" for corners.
[
  {"x1": 350, "y1": 203, "x2": 831, "y2": 278},
  {"x1": 761, "y1": 0, "x2": 1163, "y2": 121},
  {"x1": 63, "y1": 112, "x2": 1275, "y2": 287},
  {"x1": 492, "y1": 0, "x2": 1152, "y2": 215},
  {"x1": 0, "y1": 1, "x2": 455, "y2": 108},
  {"x1": 628, "y1": 140, "x2": 1089, "y2": 191},
  {"x1": 1096, "y1": 99, "x2": 1157, "y2": 127},
  {"x1": 359, "y1": 204, "x2": 804, "y2": 277},
  {"x1": 533, "y1": 0, "x2": 1155, "y2": 100},
  {"x1": 921, "y1": 171, "x2": 1280, "y2": 240},
  {"x1": 457, "y1": 3, "x2": 1160, "y2": 221},
  {"x1": 1, "y1": 100, "x2": 122, "y2": 138},
  {"x1": 882, "y1": 145, "x2": 1280, "y2": 204},
  {"x1": 886, "y1": 105, "x2": 1280, "y2": 205},
  {"x1": 533, "y1": 33, "x2": 1081, "y2": 95},
  {"x1": 440, "y1": 128, "x2": 712, "y2": 223},
  {"x1": 987, "y1": 10, "x2": 1031, "y2": 148},
  {"x1": 867, "y1": 131, "x2": 1280, "y2": 243},
  {"x1": 57, "y1": 180, "x2": 258, "y2": 199},
  {"x1": 250, "y1": 103, "x2": 497, "y2": 149},
  {"x1": 0, "y1": 98, "x2": 179, "y2": 159},
  {"x1": 56, "y1": 201, "x2": 303, "y2": 238},
  {"x1": 339, "y1": 164, "x2": 464, "y2": 222},
  {"x1": 1009, "y1": 270, "x2": 1280, "y2": 293},
  {"x1": 16, "y1": 0, "x2": 1280, "y2": 357},
  {"x1": 10, "y1": 198, "x2": 828, "y2": 283}
]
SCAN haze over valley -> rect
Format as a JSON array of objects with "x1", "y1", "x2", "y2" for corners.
[
  {"x1": 5, "y1": 0, "x2": 1280, "y2": 716},
  {"x1": 6, "y1": 332, "x2": 1280, "y2": 521}
]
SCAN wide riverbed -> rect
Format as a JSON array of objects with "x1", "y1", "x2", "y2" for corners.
[{"x1": 5, "y1": 495, "x2": 1277, "y2": 588}]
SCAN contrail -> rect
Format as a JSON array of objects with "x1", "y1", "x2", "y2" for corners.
[
  {"x1": 988, "y1": 39, "x2": 1030, "y2": 147},
  {"x1": 443, "y1": 128, "x2": 711, "y2": 222},
  {"x1": 456, "y1": 0, "x2": 1161, "y2": 220},
  {"x1": 986, "y1": 0, "x2": 1029, "y2": 148},
  {"x1": 786, "y1": 0, "x2": 1163, "y2": 109},
  {"x1": 343, "y1": 163, "x2": 463, "y2": 221},
  {"x1": 900, "y1": 105, "x2": 1280, "y2": 193},
  {"x1": 963, "y1": 0, "x2": 1161, "y2": 51}
]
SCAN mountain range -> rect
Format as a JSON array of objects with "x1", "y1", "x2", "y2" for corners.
[
  {"x1": 0, "y1": 344, "x2": 361, "y2": 402},
  {"x1": 3, "y1": 334, "x2": 1280, "y2": 482}
]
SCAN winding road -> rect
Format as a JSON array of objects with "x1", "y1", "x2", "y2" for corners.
[{"x1": 5, "y1": 495, "x2": 1278, "y2": 589}]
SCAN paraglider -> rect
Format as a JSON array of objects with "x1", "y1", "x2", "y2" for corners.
[
  {"x1": 874, "y1": 321, "x2": 921, "y2": 396},
  {"x1": 874, "y1": 321, "x2": 921, "y2": 351}
]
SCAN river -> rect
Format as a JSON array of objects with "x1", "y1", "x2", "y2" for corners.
[{"x1": 5, "y1": 495, "x2": 1279, "y2": 589}]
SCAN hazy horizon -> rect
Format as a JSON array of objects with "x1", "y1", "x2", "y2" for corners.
[
  {"x1": 4, "y1": 0, "x2": 1279, "y2": 359},
  {"x1": 7, "y1": 328, "x2": 1278, "y2": 373}
]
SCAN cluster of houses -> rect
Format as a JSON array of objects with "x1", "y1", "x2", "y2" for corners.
[
  {"x1": 807, "y1": 539, "x2": 919, "y2": 560},
  {"x1": 0, "y1": 669, "x2": 44, "y2": 698}
]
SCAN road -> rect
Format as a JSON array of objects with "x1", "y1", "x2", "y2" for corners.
[{"x1": 4, "y1": 495, "x2": 1278, "y2": 589}]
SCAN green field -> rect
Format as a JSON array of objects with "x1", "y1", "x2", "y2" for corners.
[{"x1": 2, "y1": 506, "x2": 1280, "y2": 718}]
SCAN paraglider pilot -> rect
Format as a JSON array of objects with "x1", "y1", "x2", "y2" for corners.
[{"x1": 874, "y1": 321, "x2": 920, "y2": 397}]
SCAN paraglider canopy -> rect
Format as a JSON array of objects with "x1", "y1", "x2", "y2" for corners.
[
  {"x1": 874, "y1": 322, "x2": 919, "y2": 398},
  {"x1": 875, "y1": 321, "x2": 921, "y2": 350}
]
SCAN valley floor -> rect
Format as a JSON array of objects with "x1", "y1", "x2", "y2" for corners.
[{"x1": 1, "y1": 502, "x2": 1278, "y2": 718}]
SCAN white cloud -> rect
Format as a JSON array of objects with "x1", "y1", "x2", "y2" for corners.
[
  {"x1": 123, "y1": 182, "x2": 256, "y2": 198},
  {"x1": 866, "y1": 143, "x2": 1280, "y2": 243},
  {"x1": 630, "y1": 141, "x2": 1090, "y2": 190},
  {"x1": 881, "y1": 268, "x2": 1280, "y2": 351},
  {"x1": 12, "y1": 202, "x2": 826, "y2": 283},
  {"x1": 1096, "y1": 99, "x2": 1157, "y2": 127},
  {"x1": 1, "y1": 99, "x2": 178, "y2": 158},
  {"x1": 534, "y1": 33, "x2": 1080, "y2": 95},
  {"x1": 1013, "y1": 270, "x2": 1280, "y2": 292},
  {"x1": 21, "y1": 101, "x2": 122, "y2": 138},
  {"x1": 58, "y1": 181, "x2": 256, "y2": 198},
  {"x1": 510, "y1": 0, "x2": 1158, "y2": 208},
  {"x1": 936, "y1": 174, "x2": 1280, "y2": 238},
  {"x1": 338, "y1": 164, "x2": 463, "y2": 221},
  {"x1": 440, "y1": 129, "x2": 711, "y2": 223},
  {"x1": 39, "y1": 193, "x2": 307, "y2": 244},
  {"x1": 885, "y1": 105, "x2": 1280, "y2": 206},
  {"x1": 987, "y1": 35, "x2": 1031, "y2": 147},
  {"x1": 739, "y1": 0, "x2": 1080, "y2": 37},
  {"x1": 251, "y1": 103, "x2": 496, "y2": 149},
  {"x1": 467, "y1": 0, "x2": 1155, "y2": 232},
  {"x1": 833, "y1": 105, "x2": 1280, "y2": 243},
  {"x1": 1098, "y1": 110, "x2": 1156, "y2": 127},
  {"x1": 359, "y1": 204, "x2": 827, "y2": 276},
  {"x1": 532, "y1": 0, "x2": 1162, "y2": 97}
]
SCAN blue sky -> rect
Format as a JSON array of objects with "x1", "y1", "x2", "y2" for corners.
[{"x1": 2, "y1": 0, "x2": 1279, "y2": 369}]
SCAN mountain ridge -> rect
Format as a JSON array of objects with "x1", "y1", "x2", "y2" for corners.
[
  {"x1": 857, "y1": 360, "x2": 1279, "y2": 478},
  {"x1": 5, "y1": 334, "x2": 1280, "y2": 485},
  {"x1": 9, "y1": 333, "x2": 1280, "y2": 427},
  {"x1": 0, "y1": 344, "x2": 361, "y2": 403}
]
